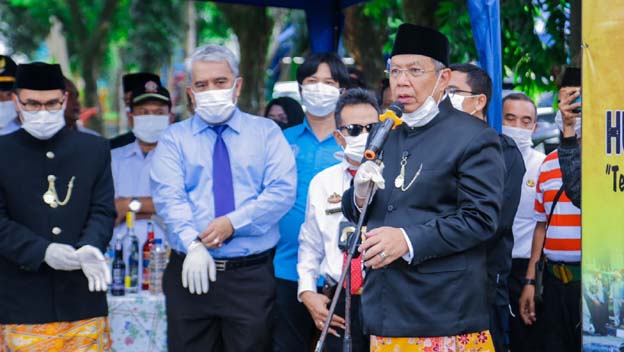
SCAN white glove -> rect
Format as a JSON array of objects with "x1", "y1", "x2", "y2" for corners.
[
  {"x1": 182, "y1": 240, "x2": 217, "y2": 295},
  {"x1": 76, "y1": 245, "x2": 111, "y2": 292},
  {"x1": 354, "y1": 160, "x2": 385, "y2": 199},
  {"x1": 44, "y1": 243, "x2": 81, "y2": 271}
]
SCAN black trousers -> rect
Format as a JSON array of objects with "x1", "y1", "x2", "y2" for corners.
[
  {"x1": 325, "y1": 291, "x2": 369, "y2": 352},
  {"x1": 272, "y1": 278, "x2": 316, "y2": 351},
  {"x1": 541, "y1": 268, "x2": 581, "y2": 352},
  {"x1": 164, "y1": 251, "x2": 276, "y2": 352},
  {"x1": 508, "y1": 259, "x2": 544, "y2": 352}
]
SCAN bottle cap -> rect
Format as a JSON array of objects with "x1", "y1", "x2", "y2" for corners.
[{"x1": 126, "y1": 212, "x2": 134, "y2": 228}]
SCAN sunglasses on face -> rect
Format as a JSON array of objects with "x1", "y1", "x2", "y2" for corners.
[{"x1": 338, "y1": 123, "x2": 378, "y2": 137}]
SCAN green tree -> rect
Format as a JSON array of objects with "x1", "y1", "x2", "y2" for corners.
[
  {"x1": 216, "y1": 4, "x2": 275, "y2": 115},
  {"x1": 125, "y1": 0, "x2": 185, "y2": 73},
  {"x1": 436, "y1": 0, "x2": 570, "y2": 98},
  {"x1": 3, "y1": 0, "x2": 122, "y2": 132}
]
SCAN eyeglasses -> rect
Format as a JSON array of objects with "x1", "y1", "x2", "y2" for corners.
[
  {"x1": 17, "y1": 98, "x2": 65, "y2": 112},
  {"x1": 447, "y1": 87, "x2": 476, "y2": 96},
  {"x1": 338, "y1": 123, "x2": 377, "y2": 137},
  {"x1": 385, "y1": 67, "x2": 437, "y2": 79}
]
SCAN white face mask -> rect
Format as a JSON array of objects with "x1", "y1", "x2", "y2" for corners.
[
  {"x1": 341, "y1": 132, "x2": 368, "y2": 163},
  {"x1": 450, "y1": 93, "x2": 480, "y2": 115},
  {"x1": 402, "y1": 74, "x2": 443, "y2": 128},
  {"x1": 502, "y1": 125, "x2": 534, "y2": 153},
  {"x1": 0, "y1": 101, "x2": 17, "y2": 128},
  {"x1": 132, "y1": 114, "x2": 170, "y2": 144},
  {"x1": 301, "y1": 83, "x2": 341, "y2": 117},
  {"x1": 193, "y1": 79, "x2": 238, "y2": 124},
  {"x1": 20, "y1": 106, "x2": 66, "y2": 140},
  {"x1": 555, "y1": 110, "x2": 582, "y2": 138}
]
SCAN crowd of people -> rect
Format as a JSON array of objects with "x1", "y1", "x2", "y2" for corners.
[{"x1": 0, "y1": 22, "x2": 583, "y2": 352}]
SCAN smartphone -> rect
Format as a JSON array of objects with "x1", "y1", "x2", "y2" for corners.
[{"x1": 572, "y1": 93, "x2": 582, "y2": 114}]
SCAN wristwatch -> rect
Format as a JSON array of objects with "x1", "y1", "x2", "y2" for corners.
[
  {"x1": 523, "y1": 278, "x2": 536, "y2": 286},
  {"x1": 128, "y1": 197, "x2": 142, "y2": 213}
]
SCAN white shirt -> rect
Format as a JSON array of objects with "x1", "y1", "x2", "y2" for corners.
[
  {"x1": 111, "y1": 140, "x2": 166, "y2": 246},
  {"x1": 297, "y1": 161, "x2": 354, "y2": 300},
  {"x1": 511, "y1": 146, "x2": 546, "y2": 258}
]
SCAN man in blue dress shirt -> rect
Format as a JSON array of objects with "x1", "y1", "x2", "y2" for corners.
[
  {"x1": 273, "y1": 52, "x2": 349, "y2": 351},
  {"x1": 150, "y1": 44, "x2": 297, "y2": 352}
]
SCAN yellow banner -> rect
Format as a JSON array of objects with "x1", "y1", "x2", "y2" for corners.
[{"x1": 583, "y1": 1, "x2": 624, "y2": 347}]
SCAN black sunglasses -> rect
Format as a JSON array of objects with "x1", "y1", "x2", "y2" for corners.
[{"x1": 338, "y1": 123, "x2": 378, "y2": 137}]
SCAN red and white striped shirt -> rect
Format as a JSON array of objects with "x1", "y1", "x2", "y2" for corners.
[{"x1": 534, "y1": 150, "x2": 581, "y2": 262}]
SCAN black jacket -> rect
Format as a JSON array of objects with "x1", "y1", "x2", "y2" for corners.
[
  {"x1": 342, "y1": 98, "x2": 505, "y2": 337},
  {"x1": 0, "y1": 128, "x2": 115, "y2": 324},
  {"x1": 558, "y1": 136, "x2": 581, "y2": 207},
  {"x1": 486, "y1": 135, "x2": 524, "y2": 306},
  {"x1": 109, "y1": 131, "x2": 135, "y2": 150}
]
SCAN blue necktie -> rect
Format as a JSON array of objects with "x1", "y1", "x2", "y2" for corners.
[{"x1": 212, "y1": 125, "x2": 235, "y2": 217}]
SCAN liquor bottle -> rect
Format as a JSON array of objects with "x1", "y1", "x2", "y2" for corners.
[
  {"x1": 142, "y1": 221, "x2": 156, "y2": 290},
  {"x1": 111, "y1": 233, "x2": 125, "y2": 296},
  {"x1": 149, "y1": 238, "x2": 166, "y2": 295},
  {"x1": 124, "y1": 211, "x2": 140, "y2": 294}
]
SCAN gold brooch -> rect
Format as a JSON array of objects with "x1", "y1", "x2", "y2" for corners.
[{"x1": 43, "y1": 175, "x2": 76, "y2": 208}]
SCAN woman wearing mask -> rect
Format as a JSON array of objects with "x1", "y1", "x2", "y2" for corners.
[
  {"x1": 274, "y1": 52, "x2": 349, "y2": 351},
  {"x1": 264, "y1": 96, "x2": 305, "y2": 130}
]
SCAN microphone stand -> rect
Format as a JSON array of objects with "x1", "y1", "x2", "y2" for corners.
[{"x1": 314, "y1": 175, "x2": 378, "y2": 352}]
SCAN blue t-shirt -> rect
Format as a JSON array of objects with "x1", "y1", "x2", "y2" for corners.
[{"x1": 274, "y1": 119, "x2": 341, "y2": 281}]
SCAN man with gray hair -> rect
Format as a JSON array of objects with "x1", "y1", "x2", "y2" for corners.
[{"x1": 150, "y1": 44, "x2": 297, "y2": 351}]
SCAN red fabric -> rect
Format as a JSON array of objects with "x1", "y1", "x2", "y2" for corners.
[
  {"x1": 342, "y1": 253, "x2": 363, "y2": 295},
  {"x1": 347, "y1": 169, "x2": 357, "y2": 177}
]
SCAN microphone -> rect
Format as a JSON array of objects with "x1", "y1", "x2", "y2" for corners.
[{"x1": 364, "y1": 101, "x2": 404, "y2": 160}]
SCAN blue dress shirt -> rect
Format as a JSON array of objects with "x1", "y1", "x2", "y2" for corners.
[
  {"x1": 0, "y1": 119, "x2": 20, "y2": 136},
  {"x1": 150, "y1": 109, "x2": 297, "y2": 258},
  {"x1": 274, "y1": 119, "x2": 341, "y2": 281}
]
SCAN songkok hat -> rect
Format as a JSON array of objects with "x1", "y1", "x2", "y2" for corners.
[
  {"x1": 0, "y1": 55, "x2": 17, "y2": 91},
  {"x1": 131, "y1": 80, "x2": 171, "y2": 108},
  {"x1": 559, "y1": 67, "x2": 581, "y2": 88},
  {"x1": 123, "y1": 72, "x2": 161, "y2": 93},
  {"x1": 14, "y1": 62, "x2": 65, "y2": 91},
  {"x1": 391, "y1": 24, "x2": 450, "y2": 67}
]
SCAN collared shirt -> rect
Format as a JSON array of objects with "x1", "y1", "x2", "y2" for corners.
[
  {"x1": 150, "y1": 109, "x2": 297, "y2": 258},
  {"x1": 275, "y1": 118, "x2": 341, "y2": 281},
  {"x1": 512, "y1": 147, "x2": 546, "y2": 259},
  {"x1": 297, "y1": 161, "x2": 353, "y2": 298},
  {"x1": 0, "y1": 119, "x2": 20, "y2": 136},
  {"x1": 111, "y1": 140, "x2": 165, "y2": 245}
]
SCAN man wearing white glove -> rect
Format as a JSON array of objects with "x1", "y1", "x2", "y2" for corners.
[
  {"x1": 76, "y1": 245, "x2": 112, "y2": 292},
  {"x1": 354, "y1": 160, "x2": 385, "y2": 200},
  {"x1": 44, "y1": 243, "x2": 81, "y2": 271},
  {"x1": 0, "y1": 62, "x2": 115, "y2": 350},
  {"x1": 182, "y1": 240, "x2": 217, "y2": 294},
  {"x1": 151, "y1": 44, "x2": 296, "y2": 352}
]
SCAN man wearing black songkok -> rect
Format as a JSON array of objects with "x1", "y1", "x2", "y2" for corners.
[
  {"x1": 0, "y1": 62, "x2": 115, "y2": 350},
  {"x1": 342, "y1": 24, "x2": 505, "y2": 350}
]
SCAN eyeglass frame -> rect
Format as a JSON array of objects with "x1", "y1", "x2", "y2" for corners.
[
  {"x1": 384, "y1": 67, "x2": 438, "y2": 79},
  {"x1": 16, "y1": 96, "x2": 66, "y2": 112},
  {"x1": 447, "y1": 87, "x2": 478, "y2": 97}
]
